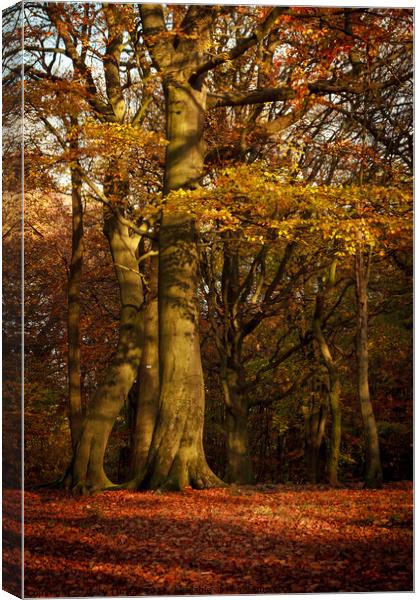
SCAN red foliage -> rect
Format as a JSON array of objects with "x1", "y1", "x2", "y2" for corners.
[{"x1": 8, "y1": 484, "x2": 413, "y2": 596}]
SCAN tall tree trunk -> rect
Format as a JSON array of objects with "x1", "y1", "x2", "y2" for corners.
[
  {"x1": 134, "y1": 78, "x2": 221, "y2": 490},
  {"x1": 219, "y1": 235, "x2": 255, "y2": 484},
  {"x1": 313, "y1": 265, "x2": 342, "y2": 486},
  {"x1": 327, "y1": 376, "x2": 341, "y2": 486},
  {"x1": 303, "y1": 390, "x2": 327, "y2": 483},
  {"x1": 222, "y1": 369, "x2": 255, "y2": 484},
  {"x1": 67, "y1": 158, "x2": 84, "y2": 451},
  {"x1": 70, "y1": 212, "x2": 144, "y2": 494},
  {"x1": 355, "y1": 246, "x2": 383, "y2": 489},
  {"x1": 131, "y1": 252, "x2": 160, "y2": 476}
]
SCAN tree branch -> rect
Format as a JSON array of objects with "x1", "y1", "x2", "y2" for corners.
[
  {"x1": 45, "y1": 4, "x2": 113, "y2": 121},
  {"x1": 139, "y1": 3, "x2": 174, "y2": 71},
  {"x1": 208, "y1": 70, "x2": 411, "y2": 110},
  {"x1": 189, "y1": 7, "x2": 290, "y2": 83},
  {"x1": 102, "y1": 4, "x2": 126, "y2": 122},
  {"x1": 208, "y1": 86, "x2": 295, "y2": 109},
  {"x1": 249, "y1": 380, "x2": 298, "y2": 408},
  {"x1": 36, "y1": 113, "x2": 156, "y2": 238}
]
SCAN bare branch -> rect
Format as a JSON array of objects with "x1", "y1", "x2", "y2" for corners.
[
  {"x1": 208, "y1": 86, "x2": 295, "y2": 109},
  {"x1": 190, "y1": 7, "x2": 290, "y2": 83}
]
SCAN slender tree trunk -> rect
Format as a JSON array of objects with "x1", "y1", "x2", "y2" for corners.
[
  {"x1": 327, "y1": 376, "x2": 341, "y2": 486},
  {"x1": 222, "y1": 369, "x2": 255, "y2": 484},
  {"x1": 355, "y1": 247, "x2": 383, "y2": 489},
  {"x1": 312, "y1": 262, "x2": 342, "y2": 486},
  {"x1": 67, "y1": 158, "x2": 84, "y2": 451},
  {"x1": 131, "y1": 252, "x2": 160, "y2": 476},
  {"x1": 303, "y1": 392, "x2": 327, "y2": 483},
  {"x1": 218, "y1": 236, "x2": 255, "y2": 484},
  {"x1": 70, "y1": 212, "x2": 144, "y2": 494},
  {"x1": 313, "y1": 325, "x2": 341, "y2": 485},
  {"x1": 134, "y1": 78, "x2": 221, "y2": 490}
]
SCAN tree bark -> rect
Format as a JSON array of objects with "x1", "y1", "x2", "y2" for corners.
[
  {"x1": 303, "y1": 390, "x2": 327, "y2": 483},
  {"x1": 223, "y1": 371, "x2": 255, "y2": 484},
  {"x1": 131, "y1": 77, "x2": 221, "y2": 490},
  {"x1": 355, "y1": 246, "x2": 383, "y2": 489},
  {"x1": 143, "y1": 211, "x2": 219, "y2": 489},
  {"x1": 67, "y1": 158, "x2": 84, "y2": 451},
  {"x1": 131, "y1": 252, "x2": 160, "y2": 476},
  {"x1": 218, "y1": 236, "x2": 255, "y2": 484},
  {"x1": 70, "y1": 212, "x2": 144, "y2": 493},
  {"x1": 327, "y1": 377, "x2": 342, "y2": 486},
  {"x1": 313, "y1": 266, "x2": 342, "y2": 486}
]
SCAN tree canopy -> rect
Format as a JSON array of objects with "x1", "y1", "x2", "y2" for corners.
[{"x1": 2, "y1": 3, "x2": 413, "y2": 494}]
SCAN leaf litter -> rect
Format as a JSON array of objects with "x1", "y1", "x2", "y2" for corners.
[{"x1": 4, "y1": 482, "x2": 412, "y2": 596}]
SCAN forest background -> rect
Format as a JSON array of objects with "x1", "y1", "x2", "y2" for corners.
[
  {"x1": 1, "y1": 1, "x2": 414, "y2": 596},
  {"x1": 2, "y1": 0, "x2": 413, "y2": 494}
]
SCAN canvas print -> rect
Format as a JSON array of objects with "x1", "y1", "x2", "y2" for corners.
[{"x1": 2, "y1": 2, "x2": 413, "y2": 597}]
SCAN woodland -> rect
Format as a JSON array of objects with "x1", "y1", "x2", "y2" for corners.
[{"x1": 2, "y1": 3, "x2": 413, "y2": 596}]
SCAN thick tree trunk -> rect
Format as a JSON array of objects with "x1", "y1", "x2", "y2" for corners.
[
  {"x1": 67, "y1": 160, "x2": 84, "y2": 451},
  {"x1": 222, "y1": 371, "x2": 255, "y2": 484},
  {"x1": 141, "y1": 212, "x2": 220, "y2": 489},
  {"x1": 163, "y1": 79, "x2": 206, "y2": 193},
  {"x1": 131, "y1": 253, "x2": 160, "y2": 476},
  {"x1": 133, "y1": 78, "x2": 221, "y2": 490},
  {"x1": 70, "y1": 213, "x2": 143, "y2": 493},
  {"x1": 355, "y1": 248, "x2": 383, "y2": 489}
]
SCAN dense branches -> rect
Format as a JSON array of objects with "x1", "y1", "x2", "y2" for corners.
[{"x1": 8, "y1": 3, "x2": 412, "y2": 492}]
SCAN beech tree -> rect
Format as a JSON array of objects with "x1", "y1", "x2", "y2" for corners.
[
  {"x1": 22, "y1": 3, "x2": 153, "y2": 491},
  {"x1": 312, "y1": 261, "x2": 344, "y2": 486},
  {"x1": 19, "y1": 4, "x2": 413, "y2": 492}
]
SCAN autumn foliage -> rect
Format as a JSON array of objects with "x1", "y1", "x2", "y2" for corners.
[
  {"x1": 2, "y1": 2, "x2": 413, "y2": 596},
  {"x1": 6, "y1": 483, "x2": 411, "y2": 596}
]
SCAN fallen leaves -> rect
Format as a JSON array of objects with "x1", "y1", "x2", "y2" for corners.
[{"x1": 3, "y1": 483, "x2": 412, "y2": 596}]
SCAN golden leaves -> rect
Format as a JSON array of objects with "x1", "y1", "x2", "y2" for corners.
[
  {"x1": 165, "y1": 164, "x2": 412, "y2": 261},
  {"x1": 80, "y1": 119, "x2": 167, "y2": 157}
]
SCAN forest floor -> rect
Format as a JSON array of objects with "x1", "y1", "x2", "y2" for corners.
[{"x1": 4, "y1": 482, "x2": 413, "y2": 596}]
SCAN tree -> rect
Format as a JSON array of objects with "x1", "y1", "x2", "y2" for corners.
[
  {"x1": 3, "y1": 4, "x2": 24, "y2": 496},
  {"x1": 20, "y1": 4, "x2": 412, "y2": 491},
  {"x1": 198, "y1": 166, "x2": 319, "y2": 483},
  {"x1": 312, "y1": 261, "x2": 344, "y2": 486},
  {"x1": 23, "y1": 2, "x2": 161, "y2": 491},
  {"x1": 354, "y1": 235, "x2": 383, "y2": 488},
  {"x1": 67, "y1": 120, "x2": 85, "y2": 451}
]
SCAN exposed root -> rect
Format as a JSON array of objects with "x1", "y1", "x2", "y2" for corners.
[
  {"x1": 70, "y1": 481, "x2": 119, "y2": 496},
  {"x1": 71, "y1": 481, "x2": 89, "y2": 496}
]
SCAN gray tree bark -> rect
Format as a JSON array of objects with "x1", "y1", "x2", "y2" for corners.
[{"x1": 129, "y1": 4, "x2": 226, "y2": 489}]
